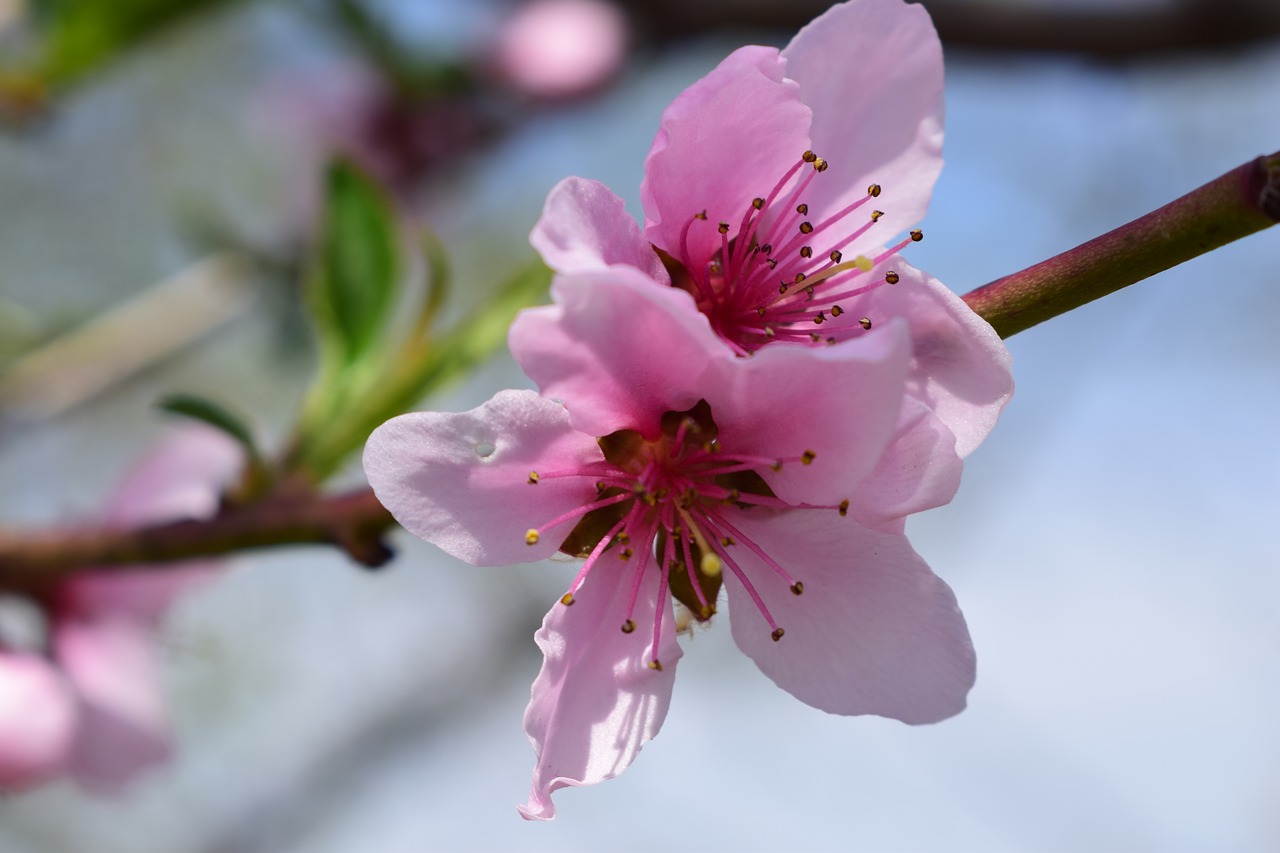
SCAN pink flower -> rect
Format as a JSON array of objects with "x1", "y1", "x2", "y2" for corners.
[
  {"x1": 491, "y1": 0, "x2": 629, "y2": 101},
  {"x1": 0, "y1": 427, "x2": 241, "y2": 793},
  {"x1": 365, "y1": 261, "x2": 1008, "y2": 818},
  {"x1": 532, "y1": 0, "x2": 950, "y2": 356}
]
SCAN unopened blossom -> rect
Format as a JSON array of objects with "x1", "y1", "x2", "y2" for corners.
[
  {"x1": 0, "y1": 427, "x2": 240, "y2": 792},
  {"x1": 366, "y1": 264, "x2": 992, "y2": 819}
]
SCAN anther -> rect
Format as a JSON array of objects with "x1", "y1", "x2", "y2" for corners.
[
  {"x1": 621, "y1": 620, "x2": 636, "y2": 633},
  {"x1": 794, "y1": 272, "x2": 807, "y2": 283},
  {"x1": 620, "y1": 548, "x2": 634, "y2": 560},
  {"x1": 560, "y1": 593, "x2": 575, "y2": 606},
  {"x1": 695, "y1": 210, "x2": 707, "y2": 220},
  {"x1": 910, "y1": 229, "x2": 924, "y2": 242},
  {"x1": 809, "y1": 333, "x2": 821, "y2": 342},
  {"x1": 799, "y1": 246, "x2": 813, "y2": 259},
  {"x1": 752, "y1": 197, "x2": 765, "y2": 210},
  {"x1": 761, "y1": 243, "x2": 773, "y2": 254},
  {"x1": 770, "y1": 459, "x2": 783, "y2": 471},
  {"x1": 720, "y1": 536, "x2": 735, "y2": 546},
  {"x1": 805, "y1": 285, "x2": 815, "y2": 298},
  {"x1": 829, "y1": 250, "x2": 842, "y2": 263},
  {"x1": 771, "y1": 628, "x2": 786, "y2": 641},
  {"x1": 870, "y1": 210, "x2": 883, "y2": 222},
  {"x1": 831, "y1": 305, "x2": 844, "y2": 317},
  {"x1": 859, "y1": 317, "x2": 872, "y2": 330},
  {"x1": 527, "y1": 471, "x2": 540, "y2": 485},
  {"x1": 756, "y1": 306, "x2": 767, "y2": 317},
  {"x1": 790, "y1": 581, "x2": 805, "y2": 595},
  {"x1": 838, "y1": 499, "x2": 849, "y2": 517},
  {"x1": 799, "y1": 221, "x2": 814, "y2": 234},
  {"x1": 718, "y1": 221, "x2": 730, "y2": 234},
  {"x1": 801, "y1": 450, "x2": 816, "y2": 465},
  {"x1": 778, "y1": 283, "x2": 789, "y2": 294},
  {"x1": 796, "y1": 203, "x2": 809, "y2": 215},
  {"x1": 595, "y1": 481, "x2": 607, "y2": 492},
  {"x1": 802, "y1": 150, "x2": 817, "y2": 163},
  {"x1": 813, "y1": 312, "x2": 826, "y2": 325},
  {"x1": 885, "y1": 270, "x2": 900, "y2": 285},
  {"x1": 648, "y1": 659, "x2": 664, "y2": 671},
  {"x1": 813, "y1": 158, "x2": 828, "y2": 172},
  {"x1": 867, "y1": 183, "x2": 882, "y2": 197},
  {"x1": 766, "y1": 258, "x2": 778, "y2": 269},
  {"x1": 525, "y1": 529, "x2": 540, "y2": 546}
]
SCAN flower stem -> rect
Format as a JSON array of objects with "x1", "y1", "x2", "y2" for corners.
[
  {"x1": 0, "y1": 487, "x2": 395, "y2": 591},
  {"x1": 962, "y1": 150, "x2": 1280, "y2": 339}
]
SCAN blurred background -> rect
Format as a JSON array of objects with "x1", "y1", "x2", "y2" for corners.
[{"x1": 1, "y1": 0, "x2": 1278, "y2": 849}]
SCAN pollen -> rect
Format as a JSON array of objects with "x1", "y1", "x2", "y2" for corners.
[
  {"x1": 527, "y1": 470, "x2": 540, "y2": 484},
  {"x1": 560, "y1": 593, "x2": 575, "y2": 606},
  {"x1": 870, "y1": 209, "x2": 883, "y2": 222},
  {"x1": 525, "y1": 529, "x2": 540, "y2": 545}
]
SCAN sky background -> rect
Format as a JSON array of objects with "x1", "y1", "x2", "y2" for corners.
[{"x1": 1, "y1": 0, "x2": 1278, "y2": 850}]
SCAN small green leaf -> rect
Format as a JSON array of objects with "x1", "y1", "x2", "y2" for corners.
[
  {"x1": 156, "y1": 392, "x2": 259, "y2": 459},
  {"x1": 309, "y1": 160, "x2": 400, "y2": 368}
]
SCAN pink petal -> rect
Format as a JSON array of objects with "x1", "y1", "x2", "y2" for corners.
[
  {"x1": 705, "y1": 320, "x2": 912, "y2": 507},
  {"x1": 54, "y1": 619, "x2": 170, "y2": 792},
  {"x1": 510, "y1": 269, "x2": 723, "y2": 439},
  {"x1": 531, "y1": 177, "x2": 669, "y2": 283},
  {"x1": 852, "y1": 259, "x2": 1013, "y2": 457},
  {"x1": 781, "y1": 0, "x2": 944, "y2": 251},
  {"x1": 0, "y1": 654, "x2": 76, "y2": 791},
  {"x1": 519, "y1": 550, "x2": 681, "y2": 820},
  {"x1": 105, "y1": 426, "x2": 243, "y2": 528},
  {"x1": 724, "y1": 507, "x2": 974, "y2": 724},
  {"x1": 641, "y1": 45, "x2": 812, "y2": 266},
  {"x1": 845, "y1": 396, "x2": 962, "y2": 533},
  {"x1": 363, "y1": 389, "x2": 605, "y2": 565}
]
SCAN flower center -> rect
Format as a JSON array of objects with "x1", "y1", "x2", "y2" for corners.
[
  {"x1": 524, "y1": 401, "x2": 849, "y2": 671},
  {"x1": 658, "y1": 150, "x2": 921, "y2": 356}
]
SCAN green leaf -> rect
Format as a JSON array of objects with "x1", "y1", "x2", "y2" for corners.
[
  {"x1": 309, "y1": 160, "x2": 400, "y2": 369},
  {"x1": 156, "y1": 392, "x2": 259, "y2": 459}
]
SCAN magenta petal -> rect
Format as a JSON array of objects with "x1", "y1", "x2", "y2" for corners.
[
  {"x1": 854, "y1": 260, "x2": 1013, "y2": 457},
  {"x1": 510, "y1": 269, "x2": 722, "y2": 438},
  {"x1": 641, "y1": 45, "x2": 812, "y2": 266},
  {"x1": 54, "y1": 619, "x2": 170, "y2": 791},
  {"x1": 0, "y1": 654, "x2": 76, "y2": 791},
  {"x1": 531, "y1": 177, "x2": 669, "y2": 283},
  {"x1": 518, "y1": 552, "x2": 681, "y2": 820},
  {"x1": 781, "y1": 0, "x2": 944, "y2": 249},
  {"x1": 364, "y1": 390, "x2": 604, "y2": 566},
  {"x1": 846, "y1": 396, "x2": 962, "y2": 533},
  {"x1": 705, "y1": 320, "x2": 911, "y2": 506},
  {"x1": 724, "y1": 507, "x2": 974, "y2": 724}
]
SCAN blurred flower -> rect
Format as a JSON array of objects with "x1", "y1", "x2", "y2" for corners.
[
  {"x1": 366, "y1": 261, "x2": 1002, "y2": 818},
  {"x1": 0, "y1": 427, "x2": 240, "y2": 793},
  {"x1": 491, "y1": 0, "x2": 628, "y2": 100}
]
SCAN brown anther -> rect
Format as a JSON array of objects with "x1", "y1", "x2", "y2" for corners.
[
  {"x1": 527, "y1": 471, "x2": 540, "y2": 485},
  {"x1": 770, "y1": 459, "x2": 783, "y2": 472},
  {"x1": 694, "y1": 210, "x2": 708, "y2": 220},
  {"x1": 838, "y1": 499, "x2": 849, "y2": 517},
  {"x1": 790, "y1": 581, "x2": 805, "y2": 595},
  {"x1": 648, "y1": 659, "x2": 664, "y2": 671},
  {"x1": 794, "y1": 272, "x2": 807, "y2": 283},
  {"x1": 831, "y1": 305, "x2": 844, "y2": 317},
  {"x1": 830, "y1": 250, "x2": 843, "y2": 263},
  {"x1": 805, "y1": 285, "x2": 815, "y2": 298},
  {"x1": 721, "y1": 536, "x2": 736, "y2": 546},
  {"x1": 796, "y1": 203, "x2": 809, "y2": 215},
  {"x1": 813, "y1": 312, "x2": 826, "y2": 325},
  {"x1": 809, "y1": 333, "x2": 821, "y2": 342},
  {"x1": 859, "y1": 317, "x2": 873, "y2": 330},
  {"x1": 867, "y1": 183, "x2": 882, "y2": 198},
  {"x1": 799, "y1": 221, "x2": 814, "y2": 234},
  {"x1": 771, "y1": 628, "x2": 786, "y2": 641},
  {"x1": 699, "y1": 605, "x2": 714, "y2": 619},
  {"x1": 885, "y1": 270, "x2": 900, "y2": 285},
  {"x1": 617, "y1": 532, "x2": 630, "y2": 543},
  {"x1": 826, "y1": 337, "x2": 837, "y2": 345},
  {"x1": 801, "y1": 450, "x2": 816, "y2": 465},
  {"x1": 799, "y1": 246, "x2": 813, "y2": 258},
  {"x1": 621, "y1": 619, "x2": 636, "y2": 633},
  {"x1": 560, "y1": 593, "x2": 575, "y2": 606},
  {"x1": 766, "y1": 258, "x2": 778, "y2": 269},
  {"x1": 620, "y1": 548, "x2": 634, "y2": 560},
  {"x1": 752, "y1": 197, "x2": 765, "y2": 210},
  {"x1": 761, "y1": 243, "x2": 773, "y2": 254},
  {"x1": 709, "y1": 261, "x2": 721, "y2": 274},
  {"x1": 802, "y1": 150, "x2": 817, "y2": 162},
  {"x1": 813, "y1": 158, "x2": 829, "y2": 172},
  {"x1": 870, "y1": 210, "x2": 884, "y2": 222},
  {"x1": 910, "y1": 229, "x2": 924, "y2": 242},
  {"x1": 778, "y1": 282, "x2": 789, "y2": 295},
  {"x1": 718, "y1": 221, "x2": 730, "y2": 234}
]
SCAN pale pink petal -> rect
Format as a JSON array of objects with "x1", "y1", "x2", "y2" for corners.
[
  {"x1": 0, "y1": 654, "x2": 76, "y2": 791},
  {"x1": 781, "y1": 0, "x2": 944, "y2": 251},
  {"x1": 363, "y1": 390, "x2": 604, "y2": 565},
  {"x1": 54, "y1": 619, "x2": 169, "y2": 792},
  {"x1": 724, "y1": 507, "x2": 974, "y2": 724},
  {"x1": 531, "y1": 177, "x2": 669, "y2": 283},
  {"x1": 641, "y1": 45, "x2": 812, "y2": 266},
  {"x1": 705, "y1": 320, "x2": 911, "y2": 506},
  {"x1": 845, "y1": 396, "x2": 962, "y2": 532},
  {"x1": 519, "y1": 551, "x2": 680, "y2": 820},
  {"x1": 510, "y1": 269, "x2": 722, "y2": 438},
  {"x1": 105, "y1": 426, "x2": 243, "y2": 528},
  {"x1": 849, "y1": 259, "x2": 1013, "y2": 457}
]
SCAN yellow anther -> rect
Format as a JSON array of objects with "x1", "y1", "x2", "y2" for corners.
[
  {"x1": 831, "y1": 305, "x2": 844, "y2": 317},
  {"x1": 752, "y1": 197, "x2": 765, "y2": 210},
  {"x1": 796, "y1": 203, "x2": 809, "y2": 215},
  {"x1": 794, "y1": 272, "x2": 807, "y2": 283},
  {"x1": 560, "y1": 593, "x2": 575, "y2": 606},
  {"x1": 620, "y1": 548, "x2": 634, "y2": 560},
  {"x1": 778, "y1": 283, "x2": 789, "y2": 294},
  {"x1": 527, "y1": 470, "x2": 540, "y2": 484},
  {"x1": 853, "y1": 255, "x2": 874, "y2": 272},
  {"x1": 799, "y1": 246, "x2": 813, "y2": 258},
  {"x1": 799, "y1": 221, "x2": 814, "y2": 234},
  {"x1": 802, "y1": 150, "x2": 817, "y2": 162},
  {"x1": 720, "y1": 536, "x2": 735, "y2": 547},
  {"x1": 701, "y1": 552, "x2": 723, "y2": 577},
  {"x1": 801, "y1": 450, "x2": 816, "y2": 465},
  {"x1": 525, "y1": 529, "x2": 540, "y2": 546},
  {"x1": 867, "y1": 183, "x2": 882, "y2": 197},
  {"x1": 870, "y1": 210, "x2": 884, "y2": 222},
  {"x1": 718, "y1": 221, "x2": 730, "y2": 234},
  {"x1": 813, "y1": 158, "x2": 828, "y2": 172},
  {"x1": 829, "y1": 249, "x2": 843, "y2": 263},
  {"x1": 648, "y1": 659, "x2": 664, "y2": 671},
  {"x1": 695, "y1": 210, "x2": 708, "y2": 220},
  {"x1": 813, "y1": 312, "x2": 826, "y2": 325},
  {"x1": 757, "y1": 306, "x2": 767, "y2": 317},
  {"x1": 885, "y1": 270, "x2": 900, "y2": 285}
]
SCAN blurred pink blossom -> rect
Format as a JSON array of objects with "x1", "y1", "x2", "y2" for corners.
[
  {"x1": 491, "y1": 0, "x2": 628, "y2": 100},
  {"x1": 0, "y1": 427, "x2": 241, "y2": 793}
]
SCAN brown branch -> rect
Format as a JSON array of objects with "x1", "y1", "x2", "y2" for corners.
[
  {"x1": 962, "y1": 151, "x2": 1280, "y2": 339},
  {"x1": 0, "y1": 487, "x2": 396, "y2": 592}
]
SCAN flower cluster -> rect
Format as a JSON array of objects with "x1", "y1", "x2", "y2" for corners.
[
  {"x1": 364, "y1": 0, "x2": 1012, "y2": 820},
  {"x1": 0, "y1": 428, "x2": 239, "y2": 792}
]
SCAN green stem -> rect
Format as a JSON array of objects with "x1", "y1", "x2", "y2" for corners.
[{"x1": 962, "y1": 151, "x2": 1280, "y2": 338}]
